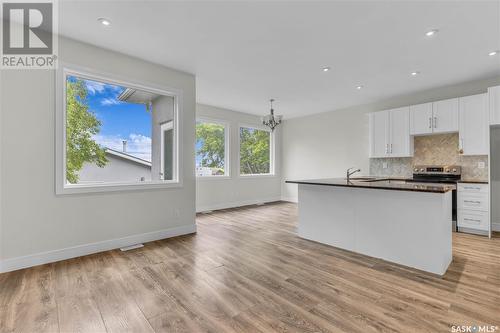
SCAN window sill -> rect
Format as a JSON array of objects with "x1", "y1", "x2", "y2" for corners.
[
  {"x1": 196, "y1": 175, "x2": 231, "y2": 181},
  {"x1": 57, "y1": 181, "x2": 183, "y2": 195},
  {"x1": 239, "y1": 174, "x2": 277, "y2": 179}
]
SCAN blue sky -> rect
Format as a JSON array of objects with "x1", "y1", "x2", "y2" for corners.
[{"x1": 68, "y1": 76, "x2": 152, "y2": 161}]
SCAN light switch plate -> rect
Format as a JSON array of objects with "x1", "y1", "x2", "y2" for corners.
[{"x1": 478, "y1": 161, "x2": 485, "y2": 169}]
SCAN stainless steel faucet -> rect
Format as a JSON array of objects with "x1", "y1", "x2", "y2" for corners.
[{"x1": 346, "y1": 167, "x2": 361, "y2": 182}]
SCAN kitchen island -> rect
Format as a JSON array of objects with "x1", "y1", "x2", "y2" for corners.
[{"x1": 286, "y1": 178, "x2": 455, "y2": 275}]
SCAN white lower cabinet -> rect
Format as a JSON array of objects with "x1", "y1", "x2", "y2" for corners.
[{"x1": 458, "y1": 183, "x2": 490, "y2": 234}]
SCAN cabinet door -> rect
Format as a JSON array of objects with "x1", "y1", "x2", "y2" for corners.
[
  {"x1": 389, "y1": 107, "x2": 413, "y2": 157},
  {"x1": 369, "y1": 111, "x2": 389, "y2": 158},
  {"x1": 433, "y1": 98, "x2": 459, "y2": 133},
  {"x1": 459, "y1": 94, "x2": 489, "y2": 156},
  {"x1": 489, "y1": 85, "x2": 500, "y2": 125},
  {"x1": 410, "y1": 103, "x2": 433, "y2": 135}
]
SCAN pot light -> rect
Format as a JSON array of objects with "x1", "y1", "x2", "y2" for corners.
[
  {"x1": 425, "y1": 29, "x2": 438, "y2": 37},
  {"x1": 98, "y1": 18, "x2": 111, "y2": 26},
  {"x1": 322, "y1": 67, "x2": 331, "y2": 72},
  {"x1": 356, "y1": 85, "x2": 363, "y2": 90},
  {"x1": 488, "y1": 50, "x2": 499, "y2": 56},
  {"x1": 411, "y1": 71, "x2": 420, "y2": 76}
]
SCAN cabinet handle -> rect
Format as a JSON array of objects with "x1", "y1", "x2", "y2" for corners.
[
  {"x1": 464, "y1": 186, "x2": 481, "y2": 190},
  {"x1": 464, "y1": 200, "x2": 481, "y2": 204},
  {"x1": 433, "y1": 117, "x2": 437, "y2": 129},
  {"x1": 429, "y1": 117, "x2": 432, "y2": 129},
  {"x1": 464, "y1": 218, "x2": 481, "y2": 223},
  {"x1": 390, "y1": 144, "x2": 393, "y2": 154}
]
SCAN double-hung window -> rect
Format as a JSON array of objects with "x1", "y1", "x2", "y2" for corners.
[
  {"x1": 195, "y1": 119, "x2": 229, "y2": 177},
  {"x1": 56, "y1": 66, "x2": 182, "y2": 194},
  {"x1": 239, "y1": 126, "x2": 274, "y2": 176}
]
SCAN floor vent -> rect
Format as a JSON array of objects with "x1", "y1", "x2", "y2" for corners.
[{"x1": 120, "y1": 244, "x2": 144, "y2": 251}]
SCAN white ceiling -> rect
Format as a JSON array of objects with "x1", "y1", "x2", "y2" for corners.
[{"x1": 59, "y1": 1, "x2": 500, "y2": 118}]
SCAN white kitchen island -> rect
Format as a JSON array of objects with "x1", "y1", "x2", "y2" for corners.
[{"x1": 286, "y1": 178, "x2": 455, "y2": 275}]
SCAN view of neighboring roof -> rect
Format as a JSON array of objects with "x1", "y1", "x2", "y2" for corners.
[
  {"x1": 117, "y1": 88, "x2": 160, "y2": 104},
  {"x1": 105, "y1": 148, "x2": 152, "y2": 168}
]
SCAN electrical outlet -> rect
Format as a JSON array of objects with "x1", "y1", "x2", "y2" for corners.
[
  {"x1": 478, "y1": 161, "x2": 485, "y2": 169},
  {"x1": 382, "y1": 162, "x2": 388, "y2": 169}
]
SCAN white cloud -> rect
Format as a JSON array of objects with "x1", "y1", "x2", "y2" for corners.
[
  {"x1": 85, "y1": 81, "x2": 106, "y2": 95},
  {"x1": 100, "y1": 98, "x2": 122, "y2": 106},
  {"x1": 94, "y1": 133, "x2": 152, "y2": 162}
]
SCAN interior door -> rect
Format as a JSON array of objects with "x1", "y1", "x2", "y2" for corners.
[
  {"x1": 459, "y1": 94, "x2": 488, "y2": 156},
  {"x1": 369, "y1": 111, "x2": 389, "y2": 157},
  {"x1": 390, "y1": 107, "x2": 412, "y2": 157},
  {"x1": 433, "y1": 98, "x2": 459, "y2": 134},
  {"x1": 410, "y1": 102, "x2": 433, "y2": 135}
]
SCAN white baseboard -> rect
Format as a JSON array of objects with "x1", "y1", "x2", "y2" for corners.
[
  {"x1": 0, "y1": 224, "x2": 196, "y2": 273},
  {"x1": 281, "y1": 196, "x2": 298, "y2": 203},
  {"x1": 492, "y1": 222, "x2": 500, "y2": 232},
  {"x1": 196, "y1": 197, "x2": 281, "y2": 213}
]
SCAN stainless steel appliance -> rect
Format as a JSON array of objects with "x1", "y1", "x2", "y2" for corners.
[{"x1": 407, "y1": 165, "x2": 461, "y2": 230}]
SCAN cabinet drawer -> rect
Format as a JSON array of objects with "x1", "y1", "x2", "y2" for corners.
[
  {"x1": 458, "y1": 210, "x2": 489, "y2": 231},
  {"x1": 457, "y1": 183, "x2": 489, "y2": 195},
  {"x1": 458, "y1": 194, "x2": 489, "y2": 211}
]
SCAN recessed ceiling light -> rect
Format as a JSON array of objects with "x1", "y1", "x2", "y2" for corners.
[
  {"x1": 488, "y1": 50, "x2": 499, "y2": 56},
  {"x1": 98, "y1": 18, "x2": 111, "y2": 26},
  {"x1": 411, "y1": 71, "x2": 420, "y2": 76},
  {"x1": 322, "y1": 67, "x2": 331, "y2": 72},
  {"x1": 425, "y1": 29, "x2": 438, "y2": 37},
  {"x1": 356, "y1": 85, "x2": 363, "y2": 90}
]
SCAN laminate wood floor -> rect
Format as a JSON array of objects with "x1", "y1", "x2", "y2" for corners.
[{"x1": 1, "y1": 202, "x2": 499, "y2": 333}]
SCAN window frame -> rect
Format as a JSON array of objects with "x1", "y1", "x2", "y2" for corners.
[
  {"x1": 237, "y1": 124, "x2": 275, "y2": 178},
  {"x1": 55, "y1": 63, "x2": 183, "y2": 195},
  {"x1": 195, "y1": 117, "x2": 230, "y2": 180}
]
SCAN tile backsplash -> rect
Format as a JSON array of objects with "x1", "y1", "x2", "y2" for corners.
[{"x1": 370, "y1": 133, "x2": 489, "y2": 181}]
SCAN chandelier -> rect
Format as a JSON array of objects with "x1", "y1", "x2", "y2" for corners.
[{"x1": 262, "y1": 99, "x2": 282, "y2": 131}]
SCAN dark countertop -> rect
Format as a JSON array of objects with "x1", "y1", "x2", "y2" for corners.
[
  {"x1": 285, "y1": 177, "x2": 456, "y2": 193},
  {"x1": 457, "y1": 179, "x2": 489, "y2": 184}
]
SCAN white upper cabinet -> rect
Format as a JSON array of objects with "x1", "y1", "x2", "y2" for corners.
[
  {"x1": 410, "y1": 103, "x2": 433, "y2": 135},
  {"x1": 459, "y1": 93, "x2": 489, "y2": 156},
  {"x1": 390, "y1": 107, "x2": 412, "y2": 157},
  {"x1": 369, "y1": 107, "x2": 412, "y2": 158},
  {"x1": 489, "y1": 85, "x2": 500, "y2": 125},
  {"x1": 369, "y1": 111, "x2": 389, "y2": 158},
  {"x1": 410, "y1": 99, "x2": 459, "y2": 135},
  {"x1": 433, "y1": 98, "x2": 459, "y2": 133}
]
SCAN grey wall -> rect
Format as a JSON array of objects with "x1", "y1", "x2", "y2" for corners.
[
  {"x1": 0, "y1": 37, "x2": 196, "y2": 262},
  {"x1": 151, "y1": 95, "x2": 174, "y2": 180},
  {"x1": 196, "y1": 104, "x2": 282, "y2": 212},
  {"x1": 78, "y1": 154, "x2": 152, "y2": 183},
  {"x1": 282, "y1": 75, "x2": 500, "y2": 202}
]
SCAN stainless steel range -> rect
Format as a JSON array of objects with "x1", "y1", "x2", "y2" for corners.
[{"x1": 408, "y1": 165, "x2": 462, "y2": 230}]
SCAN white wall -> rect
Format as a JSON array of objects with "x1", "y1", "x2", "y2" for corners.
[
  {"x1": 491, "y1": 127, "x2": 500, "y2": 231},
  {"x1": 196, "y1": 104, "x2": 282, "y2": 212},
  {"x1": 0, "y1": 37, "x2": 196, "y2": 272},
  {"x1": 282, "y1": 76, "x2": 500, "y2": 202}
]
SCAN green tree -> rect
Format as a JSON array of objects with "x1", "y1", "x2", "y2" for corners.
[
  {"x1": 240, "y1": 127, "x2": 270, "y2": 174},
  {"x1": 66, "y1": 79, "x2": 107, "y2": 183},
  {"x1": 196, "y1": 122, "x2": 225, "y2": 172}
]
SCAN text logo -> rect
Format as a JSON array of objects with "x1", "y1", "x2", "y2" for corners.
[{"x1": 1, "y1": 1, "x2": 58, "y2": 69}]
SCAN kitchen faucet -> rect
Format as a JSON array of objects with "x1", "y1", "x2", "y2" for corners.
[{"x1": 346, "y1": 167, "x2": 361, "y2": 182}]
